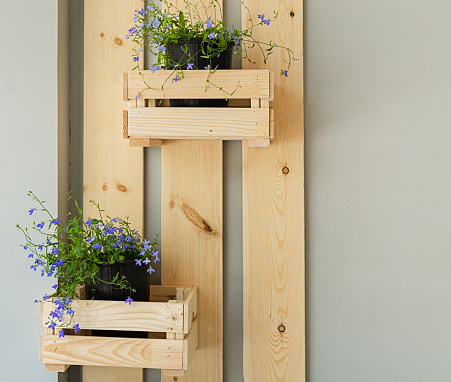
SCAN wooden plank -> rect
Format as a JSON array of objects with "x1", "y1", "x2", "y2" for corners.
[
  {"x1": 83, "y1": 0, "x2": 144, "y2": 230},
  {"x1": 83, "y1": 0, "x2": 144, "y2": 381},
  {"x1": 40, "y1": 300, "x2": 184, "y2": 332},
  {"x1": 183, "y1": 286, "x2": 198, "y2": 334},
  {"x1": 45, "y1": 364, "x2": 70, "y2": 372},
  {"x1": 242, "y1": 0, "x2": 305, "y2": 381},
  {"x1": 182, "y1": 318, "x2": 199, "y2": 371},
  {"x1": 128, "y1": 108, "x2": 270, "y2": 140},
  {"x1": 161, "y1": 0, "x2": 223, "y2": 381},
  {"x1": 41, "y1": 335, "x2": 184, "y2": 369},
  {"x1": 127, "y1": 70, "x2": 270, "y2": 100}
]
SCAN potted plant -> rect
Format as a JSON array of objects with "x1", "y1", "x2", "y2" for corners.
[
  {"x1": 17, "y1": 192, "x2": 160, "y2": 338},
  {"x1": 127, "y1": 0, "x2": 299, "y2": 106}
]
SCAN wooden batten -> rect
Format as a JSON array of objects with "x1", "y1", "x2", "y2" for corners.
[{"x1": 126, "y1": 70, "x2": 270, "y2": 100}]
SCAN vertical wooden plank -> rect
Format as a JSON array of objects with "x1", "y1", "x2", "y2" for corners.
[
  {"x1": 161, "y1": 0, "x2": 223, "y2": 380},
  {"x1": 242, "y1": 1, "x2": 305, "y2": 382},
  {"x1": 83, "y1": 0, "x2": 144, "y2": 230},
  {"x1": 83, "y1": 1, "x2": 144, "y2": 381}
]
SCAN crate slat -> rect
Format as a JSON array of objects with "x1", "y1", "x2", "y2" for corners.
[
  {"x1": 40, "y1": 335, "x2": 183, "y2": 369},
  {"x1": 127, "y1": 70, "x2": 270, "y2": 100},
  {"x1": 183, "y1": 286, "x2": 198, "y2": 334},
  {"x1": 40, "y1": 299, "x2": 184, "y2": 333},
  {"x1": 128, "y1": 108, "x2": 270, "y2": 140}
]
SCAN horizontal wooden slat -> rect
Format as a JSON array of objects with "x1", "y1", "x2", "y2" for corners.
[
  {"x1": 40, "y1": 335, "x2": 184, "y2": 369},
  {"x1": 128, "y1": 108, "x2": 270, "y2": 140},
  {"x1": 40, "y1": 300, "x2": 184, "y2": 333},
  {"x1": 126, "y1": 70, "x2": 270, "y2": 100}
]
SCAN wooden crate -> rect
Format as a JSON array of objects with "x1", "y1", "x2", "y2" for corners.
[
  {"x1": 39, "y1": 286, "x2": 198, "y2": 376},
  {"x1": 123, "y1": 70, "x2": 274, "y2": 147}
]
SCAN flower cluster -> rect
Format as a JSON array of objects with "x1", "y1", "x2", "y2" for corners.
[
  {"x1": 18, "y1": 192, "x2": 160, "y2": 337},
  {"x1": 128, "y1": 0, "x2": 298, "y2": 98}
]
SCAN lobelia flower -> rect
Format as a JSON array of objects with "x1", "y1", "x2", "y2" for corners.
[
  {"x1": 208, "y1": 32, "x2": 216, "y2": 39},
  {"x1": 86, "y1": 219, "x2": 92, "y2": 229},
  {"x1": 73, "y1": 324, "x2": 81, "y2": 334},
  {"x1": 59, "y1": 330, "x2": 65, "y2": 338},
  {"x1": 125, "y1": 297, "x2": 133, "y2": 305},
  {"x1": 187, "y1": 63, "x2": 194, "y2": 70},
  {"x1": 204, "y1": 65, "x2": 211, "y2": 70},
  {"x1": 133, "y1": 56, "x2": 139, "y2": 62},
  {"x1": 147, "y1": 267, "x2": 155, "y2": 274},
  {"x1": 205, "y1": 18, "x2": 212, "y2": 28},
  {"x1": 28, "y1": 209, "x2": 35, "y2": 215},
  {"x1": 143, "y1": 257, "x2": 151, "y2": 265},
  {"x1": 172, "y1": 77, "x2": 181, "y2": 83},
  {"x1": 263, "y1": 19, "x2": 270, "y2": 25},
  {"x1": 37, "y1": 221, "x2": 45, "y2": 230},
  {"x1": 92, "y1": 243, "x2": 102, "y2": 250},
  {"x1": 135, "y1": 259, "x2": 142, "y2": 266}
]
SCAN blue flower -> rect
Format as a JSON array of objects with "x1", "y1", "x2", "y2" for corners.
[
  {"x1": 86, "y1": 219, "x2": 92, "y2": 229},
  {"x1": 187, "y1": 63, "x2": 194, "y2": 70},
  {"x1": 294, "y1": 58, "x2": 300, "y2": 61},
  {"x1": 273, "y1": 43, "x2": 278, "y2": 46},
  {"x1": 87, "y1": 236, "x2": 94, "y2": 243},
  {"x1": 28, "y1": 253, "x2": 33, "y2": 258},
  {"x1": 92, "y1": 243, "x2": 102, "y2": 250},
  {"x1": 154, "y1": 18, "x2": 161, "y2": 28},
  {"x1": 59, "y1": 330, "x2": 65, "y2": 338},
  {"x1": 205, "y1": 18, "x2": 212, "y2": 28},
  {"x1": 135, "y1": 259, "x2": 142, "y2": 266},
  {"x1": 159, "y1": 45, "x2": 166, "y2": 52},
  {"x1": 263, "y1": 19, "x2": 270, "y2": 25},
  {"x1": 52, "y1": 284, "x2": 58, "y2": 290},
  {"x1": 38, "y1": 245, "x2": 43, "y2": 251},
  {"x1": 143, "y1": 257, "x2": 151, "y2": 265},
  {"x1": 154, "y1": 257, "x2": 160, "y2": 263},
  {"x1": 28, "y1": 209, "x2": 35, "y2": 215},
  {"x1": 43, "y1": 294, "x2": 49, "y2": 301},
  {"x1": 51, "y1": 247, "x2": 59, "y2": 255},
  {"x1": 133, "y1": 56, "x2": 139, "y2": 62},
  {"x1": 135, "y1": 95, "x2": 139, "y2": 100},
  {"x1": 125, "y1": 297, "x2": 133, "y2": 305},
  {"x1": 112, "y1": 217, "x2": 119, "y2": 223},
  {"x1": 73, "y1": 324, "x2": 81, "y2": 334},
  {"x1": 37, "y1": 221, "x2": 45, "y2": 230},
  {"x1": 48, "y1": 322, "x2": 57, "y2": 330},
  {"x1": 172, "y1": 77, "x2": 181, "y2": 83},
  {"x1": 147, "y1": 5, "x2": 155, "y2": 11},
  {"x1": 23, "y1": 245, "x2": 27, "y2": 250},
  {"x1": 257, "y1": 14, "x2": 264, "y2": 20},
  {"x1": 208, "y1": 32, "x2": 216, "y2": 39},
  {"x1": 204, "y1": 65, "x2": 211, "y2": 70},
  {"x1": 67, "y1": 309, "x2": 74, "y2": 315},
  {"x1": 30, "y1": 265, "x2": 37, "y2": 271},
  {"x1": 147, "y1": 267, "x2": 155, "y2": 274},
  {"x1": 126, "y1": 34, "x2": 130, "y2": 39},
  {"x1": 138, "y1": 8, "x2": 146, "y2": 16},
  {"x1": 51, "y1": 218, "x2": 61, "y2": 225},
  {"x1": 151, "y1": 64, "x2": 161, "y2": 73},
  {"x1": 283, "y1": 70, "x2": 288, "y2": 77}
]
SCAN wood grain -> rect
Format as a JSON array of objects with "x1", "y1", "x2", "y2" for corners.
[
  {"x1": 83, "y1": 0, "x2": 144, "y2": 231},
  {"x1": 160, "y1": 1, "x2": 224, "y2": 382},
  {"x1": 242, "y1": 0, "x2": 305, "y2": 381},
  {"x1": 83, "y1": 0, "x2": 144, "y2": 380},
  {"x1": 127, "y1": 70, "x2": 270, "y2": 99},
  {"x1": 128, "y1": 108, "x2": 270, "y2": 140},
  {"x1": 41, "y1": 335, "x2": 184, "y2": 369},
  {"x1": 40, "y1": 300, "x2": 185, "y2": 333}
]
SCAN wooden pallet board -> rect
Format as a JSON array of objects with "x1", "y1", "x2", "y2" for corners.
[
  {"x1": 160, "y1": 1, "x2": 224, "y2": 382},
  {"x1": 83, "y1": 0, "x2": 144, "y2": 381},
  {"x1": 242, "y1": 0, "x2": 305, "y2": 381},
  {"x1": 127, "y1": 107, "x2": 270, "y2": 140}
]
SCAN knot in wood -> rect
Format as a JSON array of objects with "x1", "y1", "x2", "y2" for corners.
[
  {"x1": 102, "y1": 183, "x2": 108, "y2": 191},
  {"x1": 282, "y1": 167, "x2": 290, "y2": 175},
  {"x1": 173, "y1": 378, "x2": 178, "y2": 381},
  {"x1": 290, "y1": 11, "x2": 295, "y2": 17},
  {"x1": 116, "y1": 183, "x2": 128, "y2": 192},
  {"x1": 278, "y1": 324, "x2": 286, "y2": 333},
  {"x1": 115, "y1": 37, "x2": 123, "y2": 46}
]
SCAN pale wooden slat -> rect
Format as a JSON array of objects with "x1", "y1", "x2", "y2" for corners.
[
  {"x1": 183, "y1": 286, "x2": 198, "y2": 334},
  {"x1": 40, "y1": 300, "x2": 184, "y2": 332},
  {"x1": 41, "y1": 335, "x2": 184, "y2": 369},
  {"x1": 161, "y1": 137, "x2": 223, "y2": 382},
  {"x1": 128, "y1": 108, "x2": 270, "y2": 140},
  {"x1": 129, "y1": 138, "x2": 163, "y2": 147},
  {"x1": 182, "y1": 318, "x2": 199, "y2": 371},
  {"x1": 83, "y1": 0, "x2": 144, "y2": 381},
  {"x1": 242, "y1": 1, "x2": 305, "y2": 381},
  {"x1": 45, "y1": 364, "x2": 70, "y2": 372},
  {"x1": 127, "y1": 70, "x2": 270, "y2": 100}
]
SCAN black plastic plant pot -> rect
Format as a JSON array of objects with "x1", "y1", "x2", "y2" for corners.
[
  {"x1": 167, "y1": 38, "x2": 233, "y2": 107},
  {"x1": 85, "y1": 260, "x2": 150, "y2": 338}
]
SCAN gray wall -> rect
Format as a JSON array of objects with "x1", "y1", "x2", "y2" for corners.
[
  {"x1": 305, "y1": 0, "x2": 451, "y2": 381},
  {"x1": 0, "y1": 1, "x2": 58, "y2": 381}
]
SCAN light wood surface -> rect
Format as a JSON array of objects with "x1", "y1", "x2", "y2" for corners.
[
  {"x1": 126, "y1": 70, "x2": 270, "y2": 100},
  {"x1": 41, "y1": 335, "x2": 184, "y2": 369},
  {"x1": 83, "y1": 0, "x2": 144, "y2": 231},
  {"x1": 83, "y1": 0, "x2": 144, "y2": 380},
  {"x1": 160, "y1": 1, "x2": 224, "y2": 381},
  {"x1": 242, "y1": 0, "x2": 305, "y2": 381},
  {"x1": 128, "y1": 107, "x2": 270, "y2": 139},
  {"x1": 40, "y1": 299, "x2": 185, "y2": 333}
]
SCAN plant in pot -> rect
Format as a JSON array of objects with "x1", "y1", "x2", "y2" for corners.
[
  {"x1": 17, "y1": 192, "x2": 160, "y2": 338},
  {"x1": 127, "y1": 0, "x2": 299, "y2": 106}
]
